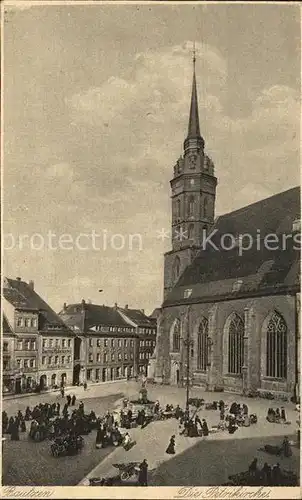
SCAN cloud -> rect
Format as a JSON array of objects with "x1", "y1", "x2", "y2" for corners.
[{"x1": 5, "y1": 39, "x2": 299, "y2": 314}]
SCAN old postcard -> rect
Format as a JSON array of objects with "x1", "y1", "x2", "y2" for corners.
[{"x1": 1, "y1": 1, "x2": 300, "y2": 498}]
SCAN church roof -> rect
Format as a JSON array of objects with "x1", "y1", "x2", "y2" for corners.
[
  {"x1": 3, "y1": 278, "x2": 71, "y2": 333},
  {"x1": 187, "y1": 65, "x2": 201, "y2": 140},
  {"x1": 163, "y1": 186, "x2": 300, "y2": 307}
]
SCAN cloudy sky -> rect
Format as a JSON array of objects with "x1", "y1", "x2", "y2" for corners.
[{"x1": 3, "y1": 2, "x2": 300, "y2": 314}]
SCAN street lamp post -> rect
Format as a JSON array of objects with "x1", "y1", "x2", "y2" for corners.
[{"x1": 183, "y1": 306, "x2": 193, "y2": 413}]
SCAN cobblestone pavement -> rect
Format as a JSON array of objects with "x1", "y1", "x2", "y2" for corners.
[{"x1": 2, "y1": 381, "x2": 300, "y2": 486}]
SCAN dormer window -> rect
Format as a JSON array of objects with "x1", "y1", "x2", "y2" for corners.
[
  {"x1": 292, "y1": 219, "x2": 301, "y2": 232},
  {"x1": 184, "y1": 289, "x2": 192, "y2": 299},
  {"x1": 31, "y1": 318, "x2": 38, "y2": 328},
  {"x1": 232, "y1": 279, "x2": 243, "y2": 292}
]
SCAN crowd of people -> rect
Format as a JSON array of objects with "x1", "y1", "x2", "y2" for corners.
[
  {"x1": 266, "y1": 406, "x2": 288, "y2": 424},
  {"x1": 2, "y1": 393, "x2": 97, "y2": 450},
  {"x1": 225, "y1": 452, "x2": 297, "y2": 486},
  {"x1": 2, "y1": 383, "x2": 298, "y2": 487}
]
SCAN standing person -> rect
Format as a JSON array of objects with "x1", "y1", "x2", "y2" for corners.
[
  {"x1": 248, "y1": 458, "x2": 258, "y2": 477},
  {"x1": 71, "y1": 394, "x2": 76, "y2": 406},
  {"x1": 140, "y1": 408, "x2": 146, "y2": 429},
  {"x1": 138, "y1": 459, "x2": 148, "y2": 486},
  {"x1": 63, "y1": 403, "x2": 69, "y2": 418},
  {"x1": 220, "y1": 406, "x2": 225, "y2": 421},
  {"x1": 83, "y1": 382, "x2": 87, "y2": 391},
  {"x1": 281, "y1": 436, "x2": 292, "y2": 457},
  {"x1": 10, "y1": 420, "x2": 20, "y2": 441},
  {"x1": 2, "y1": 411, "x2": 8, "y2": 433},
  {"x1": 261, "y1": 463, "x2": 271, "y2": 485},
  {"x1": 7, "y1": 416, "x2": 14, "y2": 435},
  {"x1": 66, "y1": 394, "x2": 71, "y2": 406},
  {"x1": 165, "y1": 435, "x2": 176, "y2": 454},
  {"x1": 242, "y1": 403, "x2": 248, "y2": 415},
  {"x1": 95, "y1": 426, "x2": 105, "y2": 449},
  {"x1": 218, "y1": 400, "x2": 225, "y2": 412},
  {"x1": 154, "y1": 401, "x2": 160, "y2": 415},
  {"x1": 280, "y1": 407, "x2": 286, "y2": 423},
  {"x1": 20, "y1": 419, "x2": 26, "y2": 433},
  {"x1": 60, "y1": 386, "x2": 65, "y2": 398},
  {"x1": 202, "y1": 419, "x2": 209, "y2": 436}
]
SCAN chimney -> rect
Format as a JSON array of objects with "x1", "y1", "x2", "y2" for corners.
[
  {"x1": 141, "y1": 309, "x2": 145, "y2": 315},
  {"x1": 125, "y1": 304, "x2": 128, "y2": 310},
  {"x1": 81, "y1": 299, "x2": 86, "y2": 311},
  {"x1": 63, "y1": 302, "x2": 67, "y2": 312},
  {"x1": 28, "y1": 280, "x2": 34, "y2": 290},
  {"x1": 114, "y1": 302, "x2": 118, "y2": 310}
]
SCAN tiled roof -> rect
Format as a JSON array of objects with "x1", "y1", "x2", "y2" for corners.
[
  {"x1": 59, "y1": 303, "x2": 135, "y2": 333},
  {"x1": 3, "y1": 314, "x2": 13, "y2": 334},
  {"x1": 118, "y1": 308, "x2": 156, "y2": 328},
  {"x1": 164, "y1": 187, "x2": 300, "y2": 306},
  {"x1": 3, "y1": 278, "x2": 71, "y2": 332}
]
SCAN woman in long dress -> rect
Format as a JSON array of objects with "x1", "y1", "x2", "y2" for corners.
[{"x1": 166, "y1": 435, "x2": 176, "y2": 454}]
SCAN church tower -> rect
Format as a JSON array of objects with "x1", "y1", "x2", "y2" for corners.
[{"x1": 163, "y1": 48, "x2": 218, "y2": 299}]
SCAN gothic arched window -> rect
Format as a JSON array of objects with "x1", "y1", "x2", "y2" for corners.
[
  {"x1": 228, "y1": 313, "x2": 244, "y2": 374},
  {"x1": 197, "y1": 317, "x2": 209, "y2": 371},
  {"x1": 172, "y1": 256, "x2": 181, "y2": 283},
  {"x1": 172, "y1": 319, "x2": 181, "y2": 352},
  {"x1": 266, "y1": 311, "x2": 287, "y2": 379},
  {"x1": 176, "y1": 199, "x2": 181, "y2": 219},
  {"x1": 188, "y1": 224, "x2": 194, "y2": 240},
  {"x1": 188, "y1": 196, "x2": 195, "y2": 217},
  {"x1": 203, "y1": 196, "x2": 208, "y2": 218}
]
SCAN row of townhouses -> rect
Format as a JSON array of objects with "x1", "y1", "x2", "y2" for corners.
[{"x1": 2, "y1": 277, "x2": 157, "y2": 394}]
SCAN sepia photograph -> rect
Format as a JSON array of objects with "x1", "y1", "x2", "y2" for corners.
[{"x1": 1, "y1": 1, "x2": 300, "y2": 496}]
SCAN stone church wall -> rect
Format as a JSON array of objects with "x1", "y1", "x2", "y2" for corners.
[{"x1": 154, "y1": 293, "x2": 297, "y2": 398}]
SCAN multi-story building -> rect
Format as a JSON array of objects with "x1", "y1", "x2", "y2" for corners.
[
  {"x1": 58, "y1": 300, "x2": 139, "y2": 384},
  {"x1": 2, "y1": 315, "x2": 18, "y2": 393},
  {"x1": 2, "y1": 277, "x2": 75, "y2": 392},
  {"x1": 118, "y1": 305, "x2": 157, "y2": 376}
]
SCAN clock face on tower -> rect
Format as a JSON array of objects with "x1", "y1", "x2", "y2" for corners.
[{"x1": 189, "y1": 154, "x2": 197, "y2": 169}]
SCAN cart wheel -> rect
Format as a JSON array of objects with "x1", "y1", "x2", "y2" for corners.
[{"x1": 121, "y1": 471, "x2": 129, "y2": 480}]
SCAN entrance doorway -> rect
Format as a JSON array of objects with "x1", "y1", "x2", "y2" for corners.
[
  {"x1": 40, "y1": 374, "x2": 47, "y2": 390},
  {"x1": 61, "y1": 373, "x2": 66, "y2": 387},
  {"x1": 51, "y1": 374, "x2": 56, "y2": 387},
  {"x1": 176, "y1": 369, "x2": 180, "y2": 384},
  {"x1": 110, "y1": 367, "x2": 114, "y2": 380},
  {"x1": 73, "y1": 363, "x2": 81, "y2": 385},
  {"x1": 15, "y1": 378, "x2": 21, "y2": 394},
  {"x1": 102, "y1": 368, "x2": 106, "y2": 382}
]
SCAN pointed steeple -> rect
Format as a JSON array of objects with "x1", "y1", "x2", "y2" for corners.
[
  {"x1": 184, "y1": 43, "x2": 204, "y2": 154},
  {"x1": 187, "y1": 46, "x2": 200, "y2": 138}
]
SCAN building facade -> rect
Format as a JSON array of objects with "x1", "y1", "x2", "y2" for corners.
[
  {"x1": 2, "y1": 277, "x2": 75, "y2": 393},
  {"x1": 2, "y1": 315, "x2": 18, "y2": 393},
  {"x1": 58, "y1": 301, "x2": 140, "y2": 384},
  {"x1": 118, "y1": 306, "x2": 157, "y2": 376},
  {"x1": 153, "y1": 57, "x2": 300, "y2": 400}
]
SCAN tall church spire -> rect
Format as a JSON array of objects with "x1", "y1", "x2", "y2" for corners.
[{"x1": 184, "y1": 43, "x2": 204, "y2": 154}]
